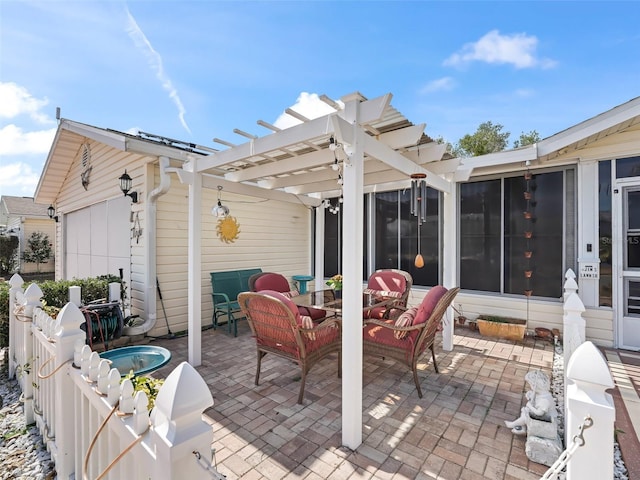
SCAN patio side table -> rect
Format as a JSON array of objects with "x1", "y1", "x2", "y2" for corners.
[{"x1": 292, "y1": 274, "x2": 314, "y2": 294}]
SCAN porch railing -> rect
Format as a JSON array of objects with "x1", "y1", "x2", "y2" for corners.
[{"x1": 8, "y1": 274, "x2": 224, "y2": 480}]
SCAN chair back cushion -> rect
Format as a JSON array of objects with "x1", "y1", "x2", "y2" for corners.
[
  {"x1": 413, "y1": 286, "x2": 448, "y2": 326},
  {"x1": 259, "y1": 290, "x2": 299, "y2": 318},
  {"x1": 254, "y1": 273, "x2": 293, "y2": 293},
  {"x1": 367, "y1": 270, "x2": 407, "y2": 296}
]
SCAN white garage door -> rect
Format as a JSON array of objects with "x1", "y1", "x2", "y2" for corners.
[{"x1": 65, "y1": 197, "x2": 131, "y2": 289}]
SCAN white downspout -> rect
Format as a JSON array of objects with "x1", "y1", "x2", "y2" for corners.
[{"x1": 123, "y1": 156, "x2": 172, "y2": 336}]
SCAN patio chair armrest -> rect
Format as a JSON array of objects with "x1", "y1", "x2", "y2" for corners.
[
  {"x1": 363, "y1": 318, "x2": 423, "y2": 332},
  {"x1": 301, "y1": 316, "x2": 342, "y2": 333},
  {"x1": 212, "y1": 292, "x2": 232, "y2": 303}
]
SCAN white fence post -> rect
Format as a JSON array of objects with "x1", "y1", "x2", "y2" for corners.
[
  {"x1": 8, "y1": 273, "x2": 24, "y2": 378},
  {"x1": 563, "y1": 293, "x2": 585, "y2": 366},
  {"x1": 151, "y1": 362, "x2": 215, "y2": 479},
  {"x1": 53, "y1": 303, "x2": 87, "y2": 479},
  {"x1": 565, "y1": 341, "x2": 615, "y2": 480},
  {"x1": 68, "y1": 285, "x2": 81, "y2": 306},
  {"x1": 20, "y1": 282, "x2": 43, "y2": 424},
  {"x1": 563, "y1": 268, "x2": 578, "y2": 301}
]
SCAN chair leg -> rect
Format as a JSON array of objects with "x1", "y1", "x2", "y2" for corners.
[
  {"x1": 430, "y1": 345, "x2": 439, "y2": 373},
  {"x1": 255, "y1": 350, "x2": 266, "y2": 386},
  {"x1": 412, "y1": 365, "x2": 423, "y2": 398},
  {"x1": 338, "y1": 351, "x2": 342, "y2": 378},
  {"x1": 298, "y1": 366, "x2": 307, "y2": 404}
]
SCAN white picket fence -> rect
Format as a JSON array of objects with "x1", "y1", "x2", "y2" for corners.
[{"x1": 7, "y1": 274, "x2": 224, "y2": 480}]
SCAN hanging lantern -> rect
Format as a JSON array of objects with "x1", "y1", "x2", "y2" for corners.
[{"x1": 411, "y1": 173, "x2": 427, "y2": 268}]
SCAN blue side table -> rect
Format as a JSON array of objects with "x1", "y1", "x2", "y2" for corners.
[{"x1": 292, "y1": 275, "x2": 314, "y2": 294}]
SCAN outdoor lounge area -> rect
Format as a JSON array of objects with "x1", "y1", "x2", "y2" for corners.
[
  {"x1": 148, "y1": 322, "x2": 559, "y2": 479},
  {"x1": 6, "y1": 276, "x2": 639, "y2": 479}
]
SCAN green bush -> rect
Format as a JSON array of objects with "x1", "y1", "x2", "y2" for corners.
[{"x1": 0, "y1": 275, "x2": 125, "y2": 348}]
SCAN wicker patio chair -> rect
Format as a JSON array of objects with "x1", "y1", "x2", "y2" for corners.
[
  {"x1": 363, "y1": 286, "x2": 459, "y2": 398},
  {"x1": 237, "y1": 290, "x2": 342, "y2": 404},
  {"x1": 363, "y1": 269, "x2": 413, "y2": 320},
  {"x1": 249, "y1": 271, "x2": 328, "y2": 321}
]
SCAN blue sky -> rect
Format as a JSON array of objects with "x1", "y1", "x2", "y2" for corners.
[{"x1": 1, "y1": 1, "x2": 639, "y2": 198}]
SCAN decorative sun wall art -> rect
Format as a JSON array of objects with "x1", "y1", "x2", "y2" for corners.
[{"x1": 216, "y1": 216, "x2": 241, "y2": 243}]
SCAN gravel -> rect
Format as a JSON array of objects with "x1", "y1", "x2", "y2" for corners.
[{"x1": 0, "y1": 349, "x2": 55, "y2": 480}]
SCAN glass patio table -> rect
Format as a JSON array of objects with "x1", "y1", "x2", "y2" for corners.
[{"x1": 294, "y1": 289, "x2": 395, "y2": 317}]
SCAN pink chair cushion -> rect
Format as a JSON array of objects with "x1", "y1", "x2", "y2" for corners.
[
  {"x1": 297, "y1": 305, "x2": 327, "y2": 321},
  {"x1": 413, "y1": 286, "x2": 448, "y2": 326},
  {"x1": 363, "y1": 321, "x2": 418, "y2": 348},
  {"x1": 367, "y1": 271, "x2": 407, "y2": 295},
  {"x1": 254, "y1": 273, "x2": 292, "y2": 293},
  {"x1": 260, "y1": 290, "x2": 300, "y2": 322}
]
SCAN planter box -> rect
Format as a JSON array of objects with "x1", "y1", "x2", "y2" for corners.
[{"x1": 476, "y1": 317, "x2": 526, "y2": 341}]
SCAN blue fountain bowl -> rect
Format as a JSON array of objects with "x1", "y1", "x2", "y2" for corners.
[{"x1": 99, "y1": 345, "x2": 171, "y2": 377}]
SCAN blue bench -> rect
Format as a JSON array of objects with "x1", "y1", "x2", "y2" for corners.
[{"x1": 210, "y1": 268, "x2": 262, "y2": 336}]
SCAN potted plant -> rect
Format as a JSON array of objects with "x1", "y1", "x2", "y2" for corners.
[
  {"x1": 476, "y1": 315, "x2": 527, "y2": 341},
  {"x1": 326, "y1": 274, "x2": 343, "y2": 298}
]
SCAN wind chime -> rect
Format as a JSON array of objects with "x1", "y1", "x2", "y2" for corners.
[
  {"x1": 411, "y1": 173, "x2": 427, "y2": 268},
  {"x1": 523, "y1": 167, "x2": 534, "y2": 298}
]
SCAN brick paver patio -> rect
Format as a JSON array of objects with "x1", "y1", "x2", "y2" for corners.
[{"x1": 150, "y1": 321, "x2": 560, "y2": 480}]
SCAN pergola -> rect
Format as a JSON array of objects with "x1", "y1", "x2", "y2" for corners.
[{"x1": 176, "y1": 91, "x2": 458, "y2": 448}]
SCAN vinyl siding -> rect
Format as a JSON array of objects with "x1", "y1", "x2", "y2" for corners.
[{"x1": 154, "y1": 179, "x2": 311, "y2": 335}]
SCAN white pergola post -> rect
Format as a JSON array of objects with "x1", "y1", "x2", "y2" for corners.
[
  {"x1": 314, "y1": 201, "x2": 326, "y2": 288},
  {"x1": 341, "y1": 94, "x2": 365, "y2": 449},
  {"x1": 187, "y1": 161, "x2": 202, "y2": 366},
  {"x1": 441, "y1": 181, "x2": 457, "y2": 351}
]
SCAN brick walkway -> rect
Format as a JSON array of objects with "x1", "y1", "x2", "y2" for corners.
[{"x1": 150, "y1": 323, "x2": 566, "y2": 479}]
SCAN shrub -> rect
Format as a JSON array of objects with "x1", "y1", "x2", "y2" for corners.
[
  {"x1": 0, "y1": 235, "x2": 19, "y2": 275},
  {"x1": 0, "y1": 275, "x2": 125, "y2": 348}
]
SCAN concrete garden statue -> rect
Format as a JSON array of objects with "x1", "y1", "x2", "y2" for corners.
[
  {"x1": 505, "y1": 369, "x2": 555, "y2": 435},
  {"x1": 505, "y1": 369, "x2": 562, "y2": 467}
]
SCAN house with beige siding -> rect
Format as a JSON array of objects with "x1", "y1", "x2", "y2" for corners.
[
  {"x1": 34, "y1": 92, "x2": 640, "y2": 359},
  {"x1": 0, "y1": 195, "x2": 55, "y2": 276}
]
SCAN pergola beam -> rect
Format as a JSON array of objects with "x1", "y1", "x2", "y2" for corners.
[
  {"x1": 197, "y1": 94, "x2": 393, "y2": 173},
  {"x1": 363, "y1": 134, "x2": 451, "y2": 193},
  {"x1": 225, "y1": 148, "x2": 331, "y2": 182}
]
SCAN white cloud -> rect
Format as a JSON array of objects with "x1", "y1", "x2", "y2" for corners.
[
  {"x1": 419, "y1": 77, "x2": 456, "y2": 95},
  {"x1": 0, "y1": 124, "x2": 56, "y2": 155},
  {"x1": 0, "y1": 82, "x2": 55, "y2": 124},
  {"x1": 444, "y1": 30, "x2": 557, "y2": 69},
  {"x1": 0, "y1": 162, "x2": 41, "y2": 196},
  {"x1": 274, "y1": 92, "x2": 344, "y2": 130},
  {"x1": 126, "y1": 8, "x2": 191, "y2": 135}
]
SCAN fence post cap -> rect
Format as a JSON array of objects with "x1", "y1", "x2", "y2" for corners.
[
  {"x1": 9, "y1": 273, "x2": 24, "y2": 287},
  {"x1": 565, "y1": 268, "x2": 576, "y2": 280},
  {"x1": 563, "y1": 277, "x2": 579, "y2": 291},
  {"x1": 564, "y1": 292, "x2": 585, "y2": 312},
  {"x1": 55, "y1": 302, "x2": 86, "y2": 333},
  {"x1": 567, "y1": 341, "x2": 614, "y2": 388},
  {"x1": 155, "y1": 361, "x2": 213, "y2": 422},
  {"x1": 24, "y1": 282, "x2": 43, "y2": 299}
]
